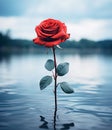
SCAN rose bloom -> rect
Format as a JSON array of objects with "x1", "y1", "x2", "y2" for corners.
[{"x1": 33, "y1": 18, "x2": 70, "y2": 47}]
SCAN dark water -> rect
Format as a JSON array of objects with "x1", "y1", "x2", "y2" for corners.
[{"x1": 0, "y1": 52, "x2": 112, "y2": 130}]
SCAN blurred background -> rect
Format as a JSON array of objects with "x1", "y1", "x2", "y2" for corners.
[{"x1": 0, "y1": 0, "x2": 112, "y2": 130}]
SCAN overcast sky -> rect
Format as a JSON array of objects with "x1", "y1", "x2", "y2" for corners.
[{"x1": 0, "y1": 0, "x2": 112, "y2": 41}]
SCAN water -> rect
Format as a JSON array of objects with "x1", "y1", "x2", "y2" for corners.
[{"x1": 0, "y1": 52, "x2": 112, "y2": 130}]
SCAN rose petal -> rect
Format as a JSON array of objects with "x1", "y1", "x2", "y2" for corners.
[
  {"x1": 35, "y1": 26, "x2": 55, "y2": 38},
  {"x1": 52, "y1": 30, "x2": 67, "y2": 39},
  {"x1": 45, "y1": 39, "x2": 62, "y2": 47},
  {"x1": 33, "y1": 38, "x2": 45, "y2": 45}
]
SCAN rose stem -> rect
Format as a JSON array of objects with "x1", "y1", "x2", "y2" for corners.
[
  {"x1": 52, "y1": 47, "x2": 57, "y2": 112},
  {"x1": 52, "y1": 47, "x2": 58, "y2": 126}
]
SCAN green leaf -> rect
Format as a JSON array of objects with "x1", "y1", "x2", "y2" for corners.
[
  {"x1": 45, "y1": 59, "x2": 54, "y2": 71},
  {"x1": 40, "y1": 76, "x2": 52, "y2": 90},
  {"x1": 59, "y1": 82, "x2": 74, "y2": 94},
  {"x1": 57, "y1": 62, "x2": 69, "y2": 76}
]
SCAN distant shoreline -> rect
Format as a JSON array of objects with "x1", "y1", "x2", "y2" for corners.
[
  {"x1": 0, "y1": 47, "x2": 112, "y2": 55},
  {"x1": 0, "y1": 32, "x2": 112, "y2": 54}
]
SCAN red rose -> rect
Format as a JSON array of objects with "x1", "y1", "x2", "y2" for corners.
[{"x1": 33, "y1": 18, "x2": 70, "y2": 47}]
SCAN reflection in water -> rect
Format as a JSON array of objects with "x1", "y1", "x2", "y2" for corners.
[
  {"x1": 39, "y1": 112, "x2": 75, "y2": 130},
  {"x1": 60, "y1": 123, "x2": 74, "y2": 130},
  {"x1": 39, "y1": 116, "x2": 48, "y2": 129}
]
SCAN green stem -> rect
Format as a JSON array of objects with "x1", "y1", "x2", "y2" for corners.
[{"x1": 52, "y1": 47, "x2": 57, "y2": 112}]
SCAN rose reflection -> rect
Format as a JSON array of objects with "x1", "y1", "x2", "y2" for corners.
[
  {"x1": 39, "y1": 116, "x2": 48, "y2": 129},
  {"x1": 39, "y1": 111, "x2": 75, "y2": 130},
  {"x1": 60, "y1": 123, "x2": 74, "y2": 130}
]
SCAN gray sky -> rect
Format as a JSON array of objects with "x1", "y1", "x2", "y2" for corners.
[{"x1": 0, "y1": 0, "x2": 112, "y2": 40}]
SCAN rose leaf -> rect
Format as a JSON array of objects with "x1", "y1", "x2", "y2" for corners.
[
  {"x1": 40, "y1": 76, "x2": 52, "y2": 90},
  {"x1": 45, "y1": 59, "x2": 54, "y2": 71},
  {"x1": 59, "y1": 82, "x2": 74, "y2": 94},
  {"x1": 57, "y1": 62, "x2": 69, "y2": 76}
]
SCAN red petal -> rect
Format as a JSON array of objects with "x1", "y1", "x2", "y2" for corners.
[
  {"x1": 45, "y1": 39, "x2": 62, "y2": 47},
  {"x1": 33, "y1": 38, "x2": 45, "y2": 45},
  {"x1": 52, "y1": 30, "x2": 67, "y2": 39},
  {"x1": 35, "y1": 26, "x2": 54, "y2": 38}
]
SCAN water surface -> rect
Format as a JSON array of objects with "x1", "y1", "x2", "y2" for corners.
[{"x1": 0, "y1": 52, "x2": 112, "y2": 130}]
